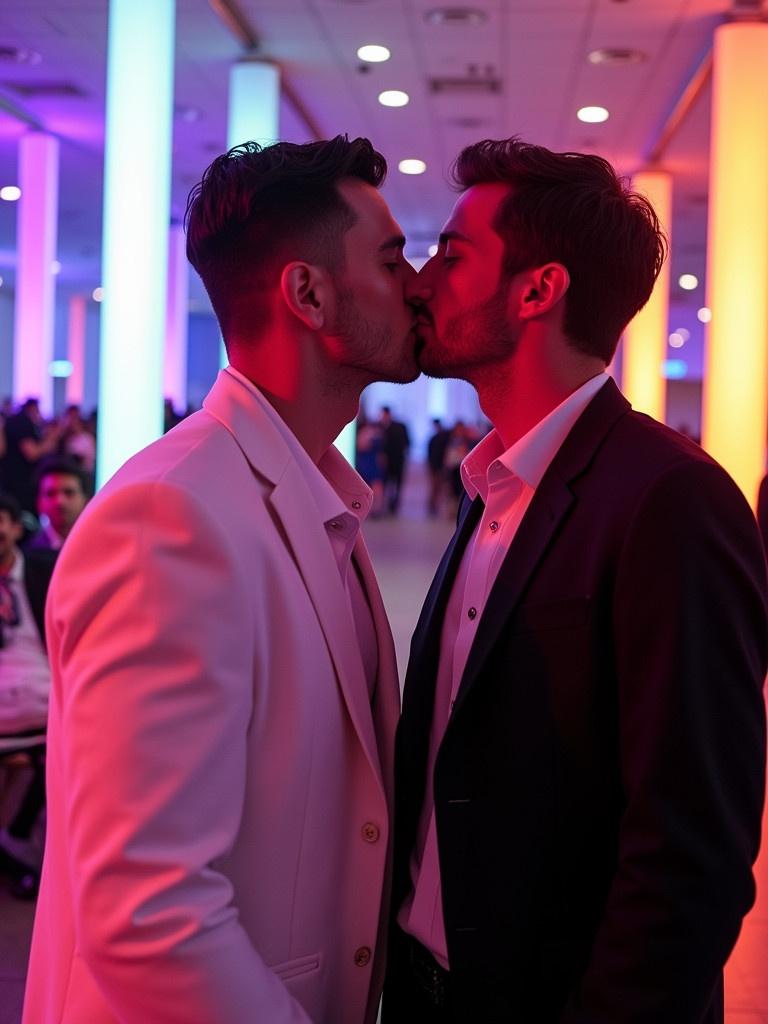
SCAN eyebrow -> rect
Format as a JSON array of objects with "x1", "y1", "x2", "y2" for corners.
[
  {"x1": 378, "y1": 235, "x2": 407, "y2": 252},
  {"x1": 438, "y1": 230, "x2": 472, "y2": 245}
]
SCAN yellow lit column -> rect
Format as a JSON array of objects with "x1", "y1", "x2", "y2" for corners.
[
  {"x1": 702, "y1": 20, "x2": 768, "y2": 506},
  {"x1": 621, "y1": 170, "x2": 672, "y2": 421}
]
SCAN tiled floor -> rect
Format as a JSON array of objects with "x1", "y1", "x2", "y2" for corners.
[{"x1": 1, "y1": 467, "x2": 767, "y2": 1021}]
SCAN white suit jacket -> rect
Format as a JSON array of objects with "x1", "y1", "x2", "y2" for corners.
[{"x1": 23, "y1": 369, "x2": 401, "y2": 1024}]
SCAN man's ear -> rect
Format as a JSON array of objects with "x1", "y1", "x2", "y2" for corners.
[
  {"x1": 280, "y1": 262, "x2": 329, "y2": 330},
  {"x1": 517, "y1": 263, "x2": 570, "y2": 321}
]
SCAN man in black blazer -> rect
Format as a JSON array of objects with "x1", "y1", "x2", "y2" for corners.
[{"x1": 384, "y1": 139, "x2": 768, "y2": 1023}]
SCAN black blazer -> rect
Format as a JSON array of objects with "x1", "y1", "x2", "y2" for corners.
[
  {"x1": 23, "y1": 547, "x2": 58, "y2": 647},
  {"x1": 393, "y1": 380, "x2": 768, "y2": 1023}
]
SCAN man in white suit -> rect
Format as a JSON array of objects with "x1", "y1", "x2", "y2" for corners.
[{"x1": 24, "y1": 136, "x2": 419, "y2": 1024}]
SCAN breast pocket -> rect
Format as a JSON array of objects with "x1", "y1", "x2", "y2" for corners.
[{"x1": 270, "y1": 952, "x2": 321, "y2": 982}]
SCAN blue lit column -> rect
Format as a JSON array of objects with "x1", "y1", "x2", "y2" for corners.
[
  {"x1": 97, "y1": 0, "x2": 175, "y2": 486},
  {"x1": 13, "y1": 132, "x2": 59, "y2": 414}
]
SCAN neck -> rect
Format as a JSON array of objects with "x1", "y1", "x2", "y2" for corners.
[
  {"x1": 229, "y1": 333, "x2": 364, "y2": 464},
  {"x1": 472, "y1": 334, "x2": 605, "y2": 449}
]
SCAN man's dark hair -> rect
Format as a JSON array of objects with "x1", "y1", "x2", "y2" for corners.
[
  {"x1": 34, "y1": 457, "x2": 90, "y2": 498},
  {"x1": 452, "y1": 138, "x2": 667, "y2": 362},
  {"x1": 0, "y1": 491, "x2": 22, "y2": 523},
  {"x1": 21, "y1": 398, "x2": 40, "y2": 413},
  {"x1": 185, "y1": 136, "x2": 387, "y2": 344}
]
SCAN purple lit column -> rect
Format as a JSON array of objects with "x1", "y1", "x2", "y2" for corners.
[
  {"x1": 164, "y1": 223, "x2": 189, "y2": 412},
  {"x1": 13, "y1": 132, "x2": 59, "y2": 413}
]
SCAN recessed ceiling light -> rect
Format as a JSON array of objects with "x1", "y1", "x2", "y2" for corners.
[
  {"x1": 428, "y1": 244, "x2": 438, "y2": 257},
  {"x1": 0, "y1": 185, "x2": 21, "y2": 201},
  {"x1": 425, "y1": 7, "x2": 487, "y2": 25},
  {"x1": 587, "y1": 48, "x2": 647, "y2": 66},
  {"x1": 399, "y1": 159, "x2": 427, "y2": 175},
  {"x1": 697, "y1": 306, "x2": 712, "y2": 323},
  {"x1": 669, "y1": 332, "x2": 685, "y2": 349},
  {"x1": 357, "y1": 44, "x2": 390, "y2": 63},
  {"x1": 577, "y1": 106, "x2": 609, "y2": 124},
  {"x1": 678, "y1": 274, "x2": 699, "y2": 291},
  {"x1": 379, "y1": 89, "x2": 409, "y2": 107},
  {"x1": 92, "y1": 286, "x2": 104, "y2": 302}
]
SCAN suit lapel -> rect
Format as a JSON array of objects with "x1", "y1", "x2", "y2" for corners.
[
  {"x1": 452, "y1": 379, "x2": 631, "y2": 715},
  {"x1": 269, "y1": 464, "x2": 384, "y2": 791}
]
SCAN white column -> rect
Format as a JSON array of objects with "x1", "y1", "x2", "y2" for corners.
[
  {"x1": 164, "y1": 223, "x2": 189, "y2": 411},
  {"x1": 66, "y1": 294, "x2": 87, "y2": 407},
  {"x1": 13, "y1": 132, "x2": 59, "y2": 414},
  {"x1": 97, "y1": 0, "x2": 175, "y2": 486}
]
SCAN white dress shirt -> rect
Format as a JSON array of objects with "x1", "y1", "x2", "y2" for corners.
[
  {"x1": 399, "y1": 372, "x2": 609, "y2": 968},
  {"x1": 226, "y1": 367, "x2": 379, "y2": 697}
]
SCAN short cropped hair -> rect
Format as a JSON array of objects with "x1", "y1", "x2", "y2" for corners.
[
  {"x1": 452, "y1": 138, "x2": 667, "y2": 362},
  {"x1": 0, "y1": 491, "x2": 22, "y2": 523},
  {"x1": 34, "y1": 457, "x2": 90, "y2": 498},
  {"x1": 185, "y1": 136, "x2": 387, "y2": 344}
]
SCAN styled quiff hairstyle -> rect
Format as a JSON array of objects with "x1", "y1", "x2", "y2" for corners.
[
  {"x1": 185, "y1": 136, "x2": 387, "y2": 343},
  {"x1": 452, "y1": 138, "x2": 667, "y2": 362}
]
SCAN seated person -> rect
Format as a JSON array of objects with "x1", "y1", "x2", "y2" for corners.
[
  {"x1": 0, "y1": 491, "x2": 57, "y2": 898},
  {"x1": 25, "y1": 456, "x2": 89, "y2": 553}
]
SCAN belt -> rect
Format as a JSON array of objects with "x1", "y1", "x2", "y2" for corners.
[{"x1": 402, "y1": 930, "x2": 451, "y2": 1009}]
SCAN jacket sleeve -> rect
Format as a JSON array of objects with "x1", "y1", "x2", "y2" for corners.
[
  {"x1": 48, "y1": 480, "x2": 312, "y2": 1023},
  {"x1": 561, "y1": 459, "x2": 768, "y2": 1023}
]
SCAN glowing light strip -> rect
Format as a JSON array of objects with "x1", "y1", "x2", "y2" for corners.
[
  {"x1": 13, "y1": 132, "x2": 59, "y2": 413},
  {"x1": 66, "y1": 294, "x2": 87, "y2": 406},
  {"x1": 164, "y1": 223, "x2": 189, "y2": 410},
  {"x1": 622, "y1": 171, "x2": 672, "y2": 421},
  {"x1": 702, "y1": 21, "x2": 768, "y2": 506},
  {"x1": 97, "y1": 0, "x2": 175, "y2": 487}
]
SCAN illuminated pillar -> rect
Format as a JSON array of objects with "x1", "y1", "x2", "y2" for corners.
[
  {"x1": 13, "y1": 132, "x2": 59, "y2": 413},
  {"x1": 427, "y1": 379, "x2": 449, "y2": 420},
  {"x1": 702, "y1": 20, "x2": 768, "y2": 506},
  {"x1": 97, "y1": 0, "x2": 175, "y2": 487},
  {"x1": 621, "y1": 170, "x2": 672, "y2": 422},
  {"x1": 66, "y1": 294, "x2": 87, "y2": 407},
  {"x1": 164, "y1": 223, "x2": 189, "y2": 412},
  {"x1": 220, "y1": 60, "x2": 281, "y2": 370}
]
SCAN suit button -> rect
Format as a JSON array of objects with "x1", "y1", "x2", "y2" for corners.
[
  {"x1": 467, "y1": 606, "x2": 477, "y2": 620},
  {"x1": 489, "y1": 520, "x2": 500, "y2": 532},
  {"x1": 354, "y1": 946, "x2": 371, "y2": 967},
  {"x1": 361, "y1": 822, "x2": 380, "y2": 843}
]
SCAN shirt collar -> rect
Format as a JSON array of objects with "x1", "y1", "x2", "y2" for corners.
[
  {"x1": 225, "y1": 366, "x2": 373, "y2": 528},
  {"x1": 461, "y1": 372, "x2": 610, "y2": 502}
]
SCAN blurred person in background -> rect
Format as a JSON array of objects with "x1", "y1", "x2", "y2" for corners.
[
  {"x1": 25, "y1": 457, "x2": 89, "y2": 554},
  {"x1": 57, "y1": 404, "x2": 96, "y2": 473},
  {"x1": 0, "y1": 399, "x2": 65, "y2": 516},
  {"x1": 426, "y1": 418, "x2": 451, "y2": 518},
  {"x1": 355, "y1": 411, "x2": 385, "y2": 517},
  {"x1": 379, "y1": 406, "x2": 410, "y2": 516}
]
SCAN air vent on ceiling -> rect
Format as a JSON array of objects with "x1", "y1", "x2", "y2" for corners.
[
  {"x1": 588, "y1": 47, "x2": 648, "y2": 65},
  {"x1": 425, "y1": 7, "x2": 487, "y2": 26},
  {"x1": 2, "y1": 80, "x2": 87, "y2": 98},
  {"x1": 429, "y1": 76, "x2": 500, "y2": 95},
  {"x1": 447, "y1": 115, "x2": 486, "y2": 128}
]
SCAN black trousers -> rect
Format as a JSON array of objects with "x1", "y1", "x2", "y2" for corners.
[{"x1": 383, "y1": 927, "x2": 456, "y2": 1024}]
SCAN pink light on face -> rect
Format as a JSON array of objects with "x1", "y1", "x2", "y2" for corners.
[{"x1": 13, "y1": 132, "x2": 59, "y2": 414}]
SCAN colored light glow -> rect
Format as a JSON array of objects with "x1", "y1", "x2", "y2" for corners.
[
  {"x1": 0, "y1": 185, "x2": 21, "y2": 201},
  {"x1": 428, "y1": 244, "x2": 438, "y2": 257},
  {"x1": 622, "y1": 170, "x2": 672, "y2": 421},
  {"x1": 228, "y1": 61, "x2": 279, "y2": 150},
  {"x1": 13, "y1": 133, "x2": 59, "y2": 415},
  {"x1": 662, "y1": 359, "x2": 687, "y2": 379},
  {"x1": 357, "y1": 44, "x2": 390, "y2": 63},
  {"x1": 703, "y1": 21, "x2": 768, "y2": 506},
  {"x1": 49, "y1": 359, "x2": 73, "y2": 378},
  {"x1": 678, "y1": 273, "x2": 698, "y2": 290},
  {"x1": 378, "y1": 90, "x2": 409, "y2": 107},
  {"x1": 97, "y1": 0, "x2": 175, "y2": 487},
  {"x1": 697, "y1": 306, "x2": 712, "y2": 323},
  {"x1": 51, "y1": 259, "x2": 61, "y2": 274},
  {"x1": 398, "y1": 159, "x2": 426, "y2": 175},
  {"x1": 164, "y1": 224, "x2": 189, "y2": 409},
  {"x1": 92, "y1": 286, "x2": 104, "y2": 302},
  {"x1": 67, "y1": 294, "x2": 87, "y2": 406},
  {"x1": 577, "y1": 106, "x2": 609, "y2": 123},
  {"x1": 0, "y1": 276, "x2": 3, "y2": 288},
  {"x1": 669, "y1": 332, "x2": 685, "y2": 348}
]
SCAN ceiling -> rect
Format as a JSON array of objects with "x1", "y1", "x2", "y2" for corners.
[{"x1": 0, "y1": 0, "x2": 764, "y2": 379}]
